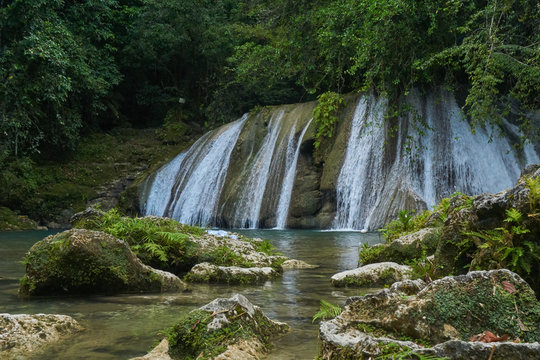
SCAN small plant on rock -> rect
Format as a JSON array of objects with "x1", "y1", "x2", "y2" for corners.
[{"x1": 312, "y1": 300, "x2": 342, "y2": 323}]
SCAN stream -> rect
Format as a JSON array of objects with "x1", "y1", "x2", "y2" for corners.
[{"x1": 0, "y1": 229, "x2": 382, "y2": 359}]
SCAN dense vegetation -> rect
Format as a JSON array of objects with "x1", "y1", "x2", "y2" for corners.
[{"x1": 1, "y1": 0, "x2": 538, "y2": 216}]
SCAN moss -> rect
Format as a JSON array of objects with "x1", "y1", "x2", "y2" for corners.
[
  {"x1": 418, "y1": 273, "x2": 540, "y2": 343},
  {"x1": 359, "y1": 244, "x2": 386, "y2": 265},
  {"x1": 20, "y1": 230, "x2": 163, "y2": 295},
  {"x1": 167, "y1": 304, "x2": 283, "y2": 360},
  {"x1": 0, "y1": 206, "x2": 39, "y2": 230}
]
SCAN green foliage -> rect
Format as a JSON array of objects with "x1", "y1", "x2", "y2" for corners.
[
  {"x1": 461, "y1": 208, "x2": 540, "y2": 276},
  {"x1": 0, "y1": 0, "x2": 122, "y2": 157},
  {"x1": 75, "y1": 209, "x2": 201, "y2": 273},
  {"x1": 525, "y1": 177, "x2": 540, "y2": 212},
  {"x1": 313, "y1": 92, "x2": 345, "y2": 149},
  {"x1": 199, "y1": 245, "x2": 254, "y2": 268},
  {"x1": 376, "y1": 343, "x2": 448, "y2": 360},
  {"x1": 359, "y1": 242, "x2": 385, "y2": 265},
  {"x1": 312, "y1": 299, "x2": 342, "y2": 323}
]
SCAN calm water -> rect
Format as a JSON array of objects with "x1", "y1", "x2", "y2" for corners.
[{"x1": 0, "y1": 229, "x2": 382, "y2": 359}]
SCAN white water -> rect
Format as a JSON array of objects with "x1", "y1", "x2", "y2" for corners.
[
  {"x1": 143, "y1": 115, "x2": 247, "y2": 226},
  {"x1": 274, "y1": 118, "x2": 313, "y2": 229},
  {"x1": 333, "y1": 89, "x2": 538, "y2": 230},
  {"x1": 332, "y1": 94, "x2": 387, "y2": 230},
  {"x1": 230, "y1": 111, "x2": 286, "y2": 228}
]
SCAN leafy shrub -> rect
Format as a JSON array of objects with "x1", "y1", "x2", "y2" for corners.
[{"x1": 313, "y1": 92, "x2": 345, "y2": 149}]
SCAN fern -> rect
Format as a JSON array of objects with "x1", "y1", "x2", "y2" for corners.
[
  {"x1": 312, "y1": 300, "x2": 342, "y2": 323},
  {"x1": 526, "y1": 177, "x2": 540, "y2": 212},
  {"x1": 142, "y1": 242, "x2": 168, "y2": 263},
  {"x1": 504, "y1": 208, "x2": 523, "y2": 224}
]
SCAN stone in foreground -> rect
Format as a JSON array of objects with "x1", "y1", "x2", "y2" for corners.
[
  {"x1": 320, "y1": 269, "x2": 540, "y2": 359},
  {"x1": 185, "y1": 262, "x2": 278, "y2": 284},
  {"x1": 0, "y1": 313, "x2": 82, "y2": 359},
  {"x1": 137, "y1": 294, "x2": 289, "y2": 360},
  {"x1": 331, "y1": 262, "x2": 413, "y2": 288},
  {"x1": 20, "y1": 229, "x2": 187, "y2": 295}
]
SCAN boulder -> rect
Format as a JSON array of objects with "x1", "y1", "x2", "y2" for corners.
[
  {"x1": 359, "y1": 228, "x2": 440, "y2": 265},
  {"x1": 185, "y1": 262, "x2": 278, "y2": 284},
  {"x1": 0, "y1": 313, "x2": 82, "y2": 359},
  {"x1": 20, "y1": 229, "x2": 187, "y2": 295},
  {"x1": 140, "y1": 294, "x2": 289, "y2": 359},
  {"x1": 130, "y1": 339, "x2": 172, "y2": 360},
  {"x1": 280, "y1": 259, "x2": 319, "y2": 270},
  {"x1": 320, "y1": 269, "x2": 540, "y2": 359},
  {"x1": 331, "y1": 262, "x2": 413, "y2": 288}
]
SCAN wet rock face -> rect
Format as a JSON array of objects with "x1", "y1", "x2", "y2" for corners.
[
  {"x1": 140, "y1": 294, "x2": 289, "y2": 360},
  {"x1": 320, "y1": 270, "x2": 540, "y2": 359},
  {"x1": 20, "y1": 229, "x2": 187, "y2": 295},
  {"x1": 0, "y1": 313, "x2": 82, "y2": 359},
  {"x1": 331, "y1": 262, "x2": 413, "y2": 288}
]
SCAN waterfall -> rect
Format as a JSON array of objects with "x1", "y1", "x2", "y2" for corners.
[
  {"x1": 143, "y1": 115, "x2": 247, "y2": 226},
  {"x1": 332, "y1": 89, "x2": 539, "y2": 230},
  {"x1": 274, "y1": 118, "x2": 313, "y2": 229},
  {"x1": 228, "y1": 110, "x2": 291, "y2": 228},
  {"x1": 143, "y1": 88, "x2": 537, "y2": 230}
]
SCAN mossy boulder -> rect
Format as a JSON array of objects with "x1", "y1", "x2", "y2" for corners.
[
  {"x1": 359, "y1": 228, "x2": 441, "y2": 265},
  {"x1": 20, "y1": 229, "x2": 187, "y2": 295},
  {"x1": 0, "y1": 313, "x2": 82, "y2": 359},
  {"x1": 319, "y1": 269, "x2": 540, "y2": 359},
  {"x1": 140, "y1": 294, "x2": 289, "y2": 360},
  {"x1": 0, "y1": 206, "x2": 43, "y2": 231},
  {"x1": 331, "y1": 262, "x2": 413, "y2": 288}
]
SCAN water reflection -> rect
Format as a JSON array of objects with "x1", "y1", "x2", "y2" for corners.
[{"x1": 0, "y1": 229, "x2": 382, "y2": 359}]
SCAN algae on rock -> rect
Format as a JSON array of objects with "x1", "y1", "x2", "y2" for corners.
[
  {"x1": 150, "y1": 294, "x2": 289, "y2": 360},
  {"x1": 19, "y1": 228, "x2": 187, "y2": 295}
]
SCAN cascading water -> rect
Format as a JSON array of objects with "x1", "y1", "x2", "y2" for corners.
[
  {"x1": 333, "y1": 88, "x2": 539, "y2": 230},
  {"x1": 228, "y1": 110, "x2": 286, "y2": 228},
  {"x1": 143, "y1": 115, "x2": 247, "y2": 226},
  {"x1": 332, "y1": 95, "x2": 387, "y2": 230},
  {"x1": 143, "y1": 88, "x2": 538, "y2": 230},
  {"x1": 274, "y1": 118, "x2": 313, "y2": 229}
]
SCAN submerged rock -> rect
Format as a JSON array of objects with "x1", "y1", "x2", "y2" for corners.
[
  {"x1": 130, "y1": 339, "x2": 172, "y2": 360},
  {"x1": 331, "y1": 262, "x2": 413, "y2": 288},
  {"x1": 185, "y1": 262, "x2": 278, "y2": 284},
  {"x1": 138, "y1": 294, "x2": 289, "y2": 360},
  {"x1": 20, "y1": 229, "x2": 187, "y2": 295},
  {"x1": 0, "y1": 313, "x2": 82, "y2": 359},
  {"x1": 280, "y1": 259, "x2": 319, "y2": 270},
  {"x1": 320, "y1": 269, "x2": 540, "y2": 359}
]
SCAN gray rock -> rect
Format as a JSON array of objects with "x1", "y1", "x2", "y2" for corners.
[
  {"x1": 186, "y1": 262, "x2": 278, "y2": 284},
  {"x1": 331, "y1": 262, "x2": 413, "y2": 287},
  {"x1": 280, "y1": 259, "x2": 319, "y2": 270},
  {"x1": 320, "y1": 269, "x2": 540, "y2": 359},
  {"x1": 20, "y1": 229, "x2": 187, "y2": 295},
  {"x1": 0, "y1": 313, "x2": 82, "y2": 359}
]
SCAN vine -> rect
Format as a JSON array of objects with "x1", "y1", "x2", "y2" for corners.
[{"x1": 313, "y1": 91, "x2": 345, "y2": 149}]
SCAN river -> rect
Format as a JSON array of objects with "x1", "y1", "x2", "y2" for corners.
[{"x1": 0, "y1": 229, "x2": 382, "y2": 359}]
